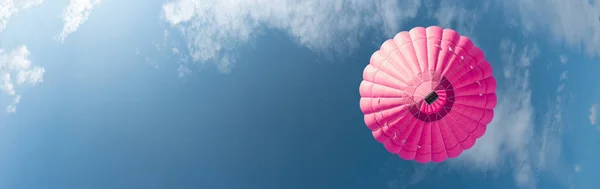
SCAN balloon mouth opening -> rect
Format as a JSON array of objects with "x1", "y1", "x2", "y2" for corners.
[{"x1": 424, "y1": 91, "x2": 439, "y2": 105}]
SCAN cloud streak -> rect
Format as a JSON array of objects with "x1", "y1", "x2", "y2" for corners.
[
  {"x1": 0, "y1": 46, "x2": 45, "y2": 113},
  {"x1": 0, "y1": 0, "x2": 44, "y2": 32},
  {"x1": 56, "y1": 0, "x2": 101, "y2": 43},
  {"x1": 590, "y1": 104, "x2": 598, "y2": 125},
  {"x1": 499, "y1": 0, "x2": 600, "y2": 56},
  {"x1": 161, "y1": 0, "x2": 600, "y2": 75},
  {"x1": 161, "y1": 0, "x2": 421, "y2": 72}
]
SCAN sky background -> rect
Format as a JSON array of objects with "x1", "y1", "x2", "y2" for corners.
[{"x1": 0, "y1": 0, "x2": 599, "y2": 189}]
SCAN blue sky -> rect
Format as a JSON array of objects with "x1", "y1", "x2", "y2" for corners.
[{"x1": 0, "y1": 0, "x2": 599, "y2": 189}]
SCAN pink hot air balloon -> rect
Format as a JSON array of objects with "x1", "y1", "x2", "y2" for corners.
[{"x1": 359, "y1": 26, "x2": 497, "y2": 163}]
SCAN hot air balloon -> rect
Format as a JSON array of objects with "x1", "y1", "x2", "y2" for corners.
[{"x1": 359, "y1": 26, "x2": 497, "y2": 163}]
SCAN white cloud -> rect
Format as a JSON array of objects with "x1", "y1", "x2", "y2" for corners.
[
  {"x1": 560, "y1": 71, "x2": 568, "y2": 81},
  {"x1": 161, "y1": 0, "x2": 421, "y2": 72},
  {"x1": 56, "y1": 0, "x2": 101, "y2": 43},
  {"x1": 161, "y1": 0, "x2": 599, "y2": 77},
  {"x1": 559, "y1": 55, "x2": 568, "y2": 64},
  {"x1": 535, "y1": 69, "x2": 572, "y2": 188},
  {"x1": 499, "y1": 0, "x2": 600, "y2": 56},
  {"x1": 386, "y1": 163, "x2": 437, "y2": 189},
  {"x1": 5, "y1": 94, "x2": 19, "y2": 113},
  {"x1": 0, "y1": 46, "x2": 44, "y2": 113},
  {"x1": 590, "y1": 104, "x2": 598, "y2": 125},
  {"x1": 177, "y1": 64, "x2": 190, "y2": 78},
  {"x1": 0, "y1": 0, "x2": 44, "y2": 31},
  {"x1": 557, "y1": 71, "x2": 567, "y2": 92},
  {"x1": 500, "y1": 40, "x2": 539, "y2": 79},
  {"x1": 574, "y1": 164, "x2": 581, "y2": 172},
  {"x1": 431, "y1": 0, "x2": 490, "y2": 44}
]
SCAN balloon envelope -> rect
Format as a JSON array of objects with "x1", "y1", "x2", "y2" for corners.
[{"x1": 359, "y1": 26, "x2": 497, "y2": 163}]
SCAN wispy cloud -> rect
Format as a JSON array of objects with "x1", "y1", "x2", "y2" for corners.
[
  {"x1": 557, "y1": 71, "x2": 567, "y2": 92},
  {"x1": 177, "y1": 64, "x2": 191, "y2": 78},
  {"x1": 56, "y1": 0, "x2": 101, "y2": 43},
  {"x1": 431, "y1": 0, "x2": 490, "y2": 43},
  {"x1": 161, "y1": 0, "x2": 600, "y2": 75},
  {"x1": 0, "y1": 0, "x2": 44, "y2": 31},
  {"x1": 573, "y1": 164, "x2": 581, "y2": 172},
  {"x1": 590, "y1": 104, "x2": 598, "y2": 126},
  {"x1": 499, "y1": 0, "x2": 600, "y2": 56},
  {"x1": 0, "y1": 46, "x2": 45, "y2": 113},
  {"x1": 161, "y1": 0, "x2": 421, "y2": 72},
  {"x1": 0, "y1": 1, "x2": 45, "y2": 113},
  {"x1": 559, "y1": 55, "x2": 568, "y2": 64},
  {"x1": 536, "y1": 68, "x2": 572, "y2": 188},
  {"x1": 386, "y1": 163, "x2": 437, "y2": 189}
]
